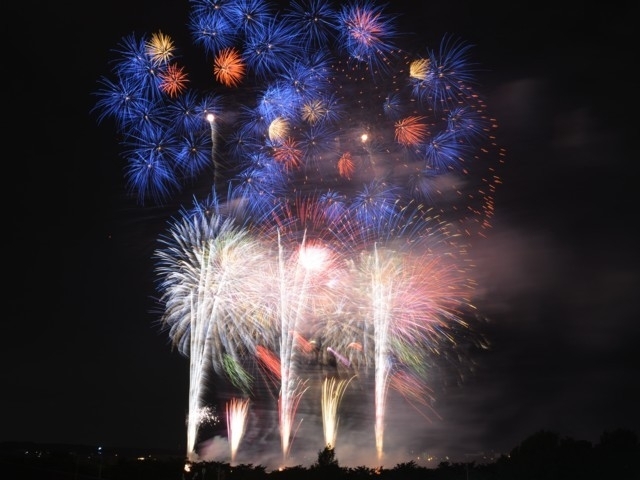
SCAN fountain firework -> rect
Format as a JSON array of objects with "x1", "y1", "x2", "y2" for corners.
[
  {"x1": 93, "y1": 0, "x2": 503, "y2": 466},
  {"x1": 321, "y1": 376, "x2": 355, "y2": 449},
  {"x1": 226, "y1": 397, "x2": 250, "y2": 465}
]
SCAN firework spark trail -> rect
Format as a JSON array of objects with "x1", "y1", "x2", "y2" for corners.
[
  {"x1": 155, "y1": 210, "x2": 273, "y2": 459},
  {"x1": 256, "y1": 209, "x2": 352, "y2": 465},
  {"x1": 389, "y1": 370, "x2": 442, "y2": 422},
  {"x1": 275, "y1": 232, "x2": 295, "y2": 464},
  {"x1": 273, "y1": 231, "x2": 330, "y2": 464},
  {"x1": 226, "y1": 397, "x2": 250, "y2": 465},
  {"x1": 207, "y1": 114, "x2": 221, "y2": 185},
  {"x1": 321, "y1": 376, "x2": 355, "y2": 449},
  {"x1": 369, "y1": 245, "x2": 395, "y2": 464},
  {"x1": 327, "y1": 347, "x2": 350, "y2": 368},
  {"x1": 182, "y1": 223, "x2": 223, "y2": 461},
  {"x1": 331, "y1": 205, "x2": 477, "y2": 463},
  {"x1": 186, "y1": 277, "x2": 210, "y2": 461}
]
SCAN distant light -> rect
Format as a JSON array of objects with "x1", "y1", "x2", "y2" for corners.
[
  {"x1": 361, "y1": 133, "x2": 368, "y2": 143},
  {"x1": 206, "y1": 113, "x2": 215, "y2": 123}
]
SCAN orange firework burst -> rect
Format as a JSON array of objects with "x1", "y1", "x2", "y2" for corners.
[
  {"x1": 146, "y1": 31, "x2": 175, "y2": 65},
  {"x1": 159, "y1": 63, "x2": 189, "y2": 98},
  {"x1": 337, "y1": 152, "x2": 355, "y2": 179},
  {"x1": 213, "y1": 47, "x2": 246, "y2": 88},
  {"x1": 301, "y1": 99, "x2": 327, "y2": 124},
  {"x1": 395, "y1": 116, "x2": 429, "y2": 146},
  {"x1": 272, "y1": 138, "x2": 303, "y2": 172},
  {"x1": 409, "y1": 58, "x2": 430, "y2": 80}
]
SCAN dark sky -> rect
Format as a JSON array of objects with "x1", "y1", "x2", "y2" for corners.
[{"x1": 5, "y1": 0, "x2": 637, "y2": 470}]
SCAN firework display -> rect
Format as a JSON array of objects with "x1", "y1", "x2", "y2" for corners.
[{"x1": 93, "y1": 0, "x2": 504, "y2": 468}]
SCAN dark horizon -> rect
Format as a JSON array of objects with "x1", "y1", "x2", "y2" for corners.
[
  {"x1": 3, "y1": 427, "x2": 637, "y2": 470},
  {"x1": 3, "y1": 427, "x2": 639, "y2": 480}
]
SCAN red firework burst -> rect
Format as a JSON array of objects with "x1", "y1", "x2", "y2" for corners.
[
  {"x1": 395, "y1": 116, "x2": 429, "y2": 147},
  {"x1": 159, "y1": 63, "x2": 189, "y2": 98},
  {"x1": 337, "y1": 152, "x2": 355, "y2": 179},
  {"x1": 272, "y1": 137, "x2": 303, "y2": 172}
]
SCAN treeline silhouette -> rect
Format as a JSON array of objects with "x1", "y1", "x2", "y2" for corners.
[{"x1": 2, "y1": 428, "x2": 638, "y2": 479}]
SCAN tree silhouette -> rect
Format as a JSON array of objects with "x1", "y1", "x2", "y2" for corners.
[
  {"x1": 595, "y1": 428, "x2": 640, "y2": 479},
  {"x1": 308, "y1": 444, "x2": 342, "y2": 479},
  {"x1": 4, "y1": 429, "x2": 640, "y2": 479},
  {"x1": 314, "y1": 444, "x2": 339, "y2": 469}
]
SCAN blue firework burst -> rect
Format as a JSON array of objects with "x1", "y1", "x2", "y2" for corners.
[
  {"x1": 227, "y1": 0, "x2": 274, "y2": 36},
  {"x1": 423, "y1": 130, "x2": 473, "y2": 173},
  {"x1": 318, "y1": 190, "x2": 348, "y2": 224},
  {"x1": 111, "y1": 34, "x2": 164, "y2": 100},
  {"x1": 349, "y1": 179, "x2": 400, "y2": 230},
  {"x1": 225, "y1": 128, "x2": 261, "y2": 162},
  {"x1": 165, "y1": 91, "x2": 207, "y2": 134},
  {"x1": 229, "y1": 157, "x2": 288, "y2": 219},
  {"x1": 242, "y1": 16, "x2": 304, "y2": 79},
  {"x1": 92, "y1": 75, "x2": 150, "y2": 131},
  {"x1": 278, "y1": 60, "x2": 330, "y2": 105},
  {"x1": 314, "y1": 92, "x2": 344, "y2": 126},
  {"x1": 406, "y1": 168, "x2": 441, "y2": 204},
  {"x1": 122, "y1": 126, "x2": 179, "y2": 195},
  {"x1": 188, "y1": 11, "x2": 239, "y2": 55},
  {"x1": 237, "y1": 104, "x2": 271, "y2": 138},
  {"x1": 410, "y1": 35, "x2": 478, "y2": 111},
  {"x1": 301, "y1": 49, "x2": 334, "y2": 82},
  {"x1": 380, "y1": 200, "x2": 442, "y2": 243},
  {"x1": 382, "y1": 91, "x2": 406, "y2": 121},
  {"x1": 188, "y1": 0, "x2": 238, "y2": 23},
  {"x1": 336, "y1": 0, "x2": 400, "y2": 75},
  {"x1": 298, "y1": 122, "x2": 339, "y2": 167},
  {"x1": 122, "y1": 100, "x2": 171, "y2": 136},
  {"x1": 175, "y1": 130, "x2": 213, "y2": 178},
  {"x1": 194, "y1": 93, "x2": 224, "y2": 121},
  {"x1": 123, "y1": 150, "x2": 181, "y2": 205},
  {"x1": 446, "y1": 105, "x2": 491, "y2": 142},
  {"x1": 257, "y1": 84, "x2": 301, "y2": 121},
  {"x1": 284, "y1": 0, "x2": 339, "y2": 49}
]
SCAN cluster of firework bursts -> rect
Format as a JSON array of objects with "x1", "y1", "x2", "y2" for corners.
[{"x1": 93, "y1": 0, "x2": 504, "y2": 468}]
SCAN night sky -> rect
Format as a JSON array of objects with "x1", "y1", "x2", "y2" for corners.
[{"x1": 5, "y1": 0, "x2": 637, "y2": 470}]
